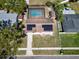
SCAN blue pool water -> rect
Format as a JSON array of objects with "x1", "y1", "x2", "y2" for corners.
[{"x1": 29, "y1": 9, "x2": 44, "y2": 17}]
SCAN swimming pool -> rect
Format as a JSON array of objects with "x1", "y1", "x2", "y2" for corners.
[{"x1": 29, "y1": 8, "x2": 44, "y2": 18}]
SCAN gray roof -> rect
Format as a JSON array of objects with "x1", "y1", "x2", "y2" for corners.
[
  {"x1": 63, "y1": 8, "x2": 75, "y2": 14},
  {"x1": 0, "y1": 12, "x2": 18, "y2": 25},
  {"x1": 62, "y1": 14, "x2": 79, "y2": 32}
]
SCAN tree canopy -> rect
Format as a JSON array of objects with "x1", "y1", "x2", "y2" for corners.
[
  {"x1": 0, "y1": 0, "x2": 27, "y2": 14},
  {"x1": 0, "y1": 21, "x2": 25, "y2": 58},
  {"x1": 45, "y1": 0, "x2": 65, "y2": 22}
]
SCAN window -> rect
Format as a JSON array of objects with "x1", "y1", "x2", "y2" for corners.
[
  {"x1": 27, "y1": 24, "x2": 35, "y2": 31},
  {"x1": 42, "y1": 25, "x2": 53, "y2": 31}
]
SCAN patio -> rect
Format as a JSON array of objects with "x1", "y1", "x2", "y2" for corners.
[{"x1": 26, "y1": 5, "x2": 55, "y2": 23}]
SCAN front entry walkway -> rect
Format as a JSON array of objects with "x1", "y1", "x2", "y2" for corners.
[{"x1": 26, "y1": 33, "x2": 33, "y2": 55}]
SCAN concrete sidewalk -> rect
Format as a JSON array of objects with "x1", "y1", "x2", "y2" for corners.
[
  {"x1": 26, "y1": 33, "x2": 33, "y2": 55},
  {"x1": 17, "y1": 55, "x2": 79, "y2": 59}
]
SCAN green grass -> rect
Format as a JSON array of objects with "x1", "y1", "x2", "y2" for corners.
[
  {"x1": 16, "y1": 50, "x2": 26, "y2": 55},
  {"x1": 19, "y1": 37, "x2": 27, "y2": 48},
  {"x1": 60, "y1": 34, "x2": 79, "y2": 47},
  {"x1": 33, "y1": 35, "x2": 60, "y2": 47},
  {"x1": 33, "y1": 50, "x2": 59, "y2": 55},
  {"x1": 63, "y1": 50, "x2": 79, "y2": 55}
]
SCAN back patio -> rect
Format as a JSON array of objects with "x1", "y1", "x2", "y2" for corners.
[{"x1": 26, "y1": 5, "x2": 55, "y2": 32}]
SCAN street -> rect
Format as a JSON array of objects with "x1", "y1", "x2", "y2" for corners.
[{"x1": 17, "y1": 55, "x2": 79, "y2": 59}]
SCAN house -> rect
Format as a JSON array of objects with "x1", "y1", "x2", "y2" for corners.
[
  {"x1": 0, "y1": 10, "x2": 18, "y2": 28},
  {"x1": 25, "y1": 5, "x2": 55, "y2": 32},
  {"x1": 63, "y1": 8, "x2": 75, "y2": 14},
  {"x1": 62, "y1": 14, "x2": 79, "y2": 32}
]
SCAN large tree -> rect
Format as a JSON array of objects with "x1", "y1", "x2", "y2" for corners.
[
  {"x1": 0, "y1": 0, "x2": 27, "y2": 14},
  {"x1": 46, "y1": 0, "x2": 65, "y2": 22},
  {"x1": 0, "y1": 24, "x2": 25, "y2": 58}
]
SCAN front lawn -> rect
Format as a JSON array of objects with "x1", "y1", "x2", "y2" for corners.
[
  {"x1": 19, "y1": 37, "x2": 27, "y2": 48},
  {"x1": 32, "y1": 35, "x2": 60, "y2": 47},
  {"x1": 60, "y1": 34, "x2": 79, "y2": 47},
  {"x1": 63, "y1": 50, "x2": 79, "y2": 55},
  {"x1": 33, "y1": 50, "x2": 59, "y2": 55},
  {"x1": 16, "y1": 50, "x2": 26, "y2": 55}
]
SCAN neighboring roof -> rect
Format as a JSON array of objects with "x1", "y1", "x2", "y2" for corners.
[
  {"x1": 0, "y1": 10, "x2": 7, "y2": 13},
  {"x1": 0, "y1": 12, "x2": 18, "y2": 25},
  {"x1": 63, "y1": 8, "x2": 75, "y2": 14},
  {"x1": 62, "y1": 14, "x2": 79, "y2": 32}
]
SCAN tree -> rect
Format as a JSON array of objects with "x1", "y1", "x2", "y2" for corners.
[
  {"x1": 45, "y1": 0, "x2": 65, "y2": 22},
  {"x1": 45, "y1": 1, "x2": 52, "y2": 7},
  {"x1": 0, "y1": 26, "x2": 25, "y2": 58},
  {"x1": 0, "y1": 0, "x2": 27, "y2": 14},
  {"x1": 53, "y1": 0, "x2": 65, "y2": 22},
  {"x1": 0, "y1": 0, "x2": 6, "y2": 9}
]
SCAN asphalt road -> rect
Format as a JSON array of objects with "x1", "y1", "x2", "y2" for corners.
[{"x1": 17, "y1": 55, "x2": 79, "y2": 59}]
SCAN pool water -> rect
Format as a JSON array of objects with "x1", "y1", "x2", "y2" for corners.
[{"x1": 29, "y1": 8, "x2": 44, "y2": 17}]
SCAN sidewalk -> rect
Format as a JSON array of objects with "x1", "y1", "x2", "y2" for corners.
[{"x1": 26, "y1": 33, "x2": 33, "y2": 55}]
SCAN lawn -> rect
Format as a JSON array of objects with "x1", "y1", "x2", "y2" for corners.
[
  {"x1": 63, "y1": 50, "x2": 79, "y2": 55},
  {"x1": 16, "y1": 50, "x2": 26, "y2": 55},
  {"x1": 33, "y1": 50, "x2": 59, "y2": 55},
  {"x1": 32, "y1": 35, "x2": 60, "y2": 47},
  {"x1": 19, "y1": 36, "x2": 27, "y2": 48},
  {"x1": 60, "y1": 34, "x2": 79, "y2": 47}
]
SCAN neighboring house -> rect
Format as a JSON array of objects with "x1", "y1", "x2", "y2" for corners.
[
  {"x1": 62, "y1": 6, "x2": 79, "y2": 32},
  {"x1": 62, "y1": 14, "x2": 79, "y2": 32},
  {"x1": 63, "y1": 8, "x2": 75, "y2": 14},
  {"x1": 0, "y1": 10, "x2": 18, "y2": 28},
  {"x1": 0, "y1": 10, "x2": 7, "y2": 13}
]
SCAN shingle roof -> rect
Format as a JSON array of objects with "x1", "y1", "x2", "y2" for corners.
[
  {"x1": 0, "y1": 12, "x2": 18, "y2": 25},
  {"x1": 62, "y1": 14, "x2": 79, "y2": 32}
]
